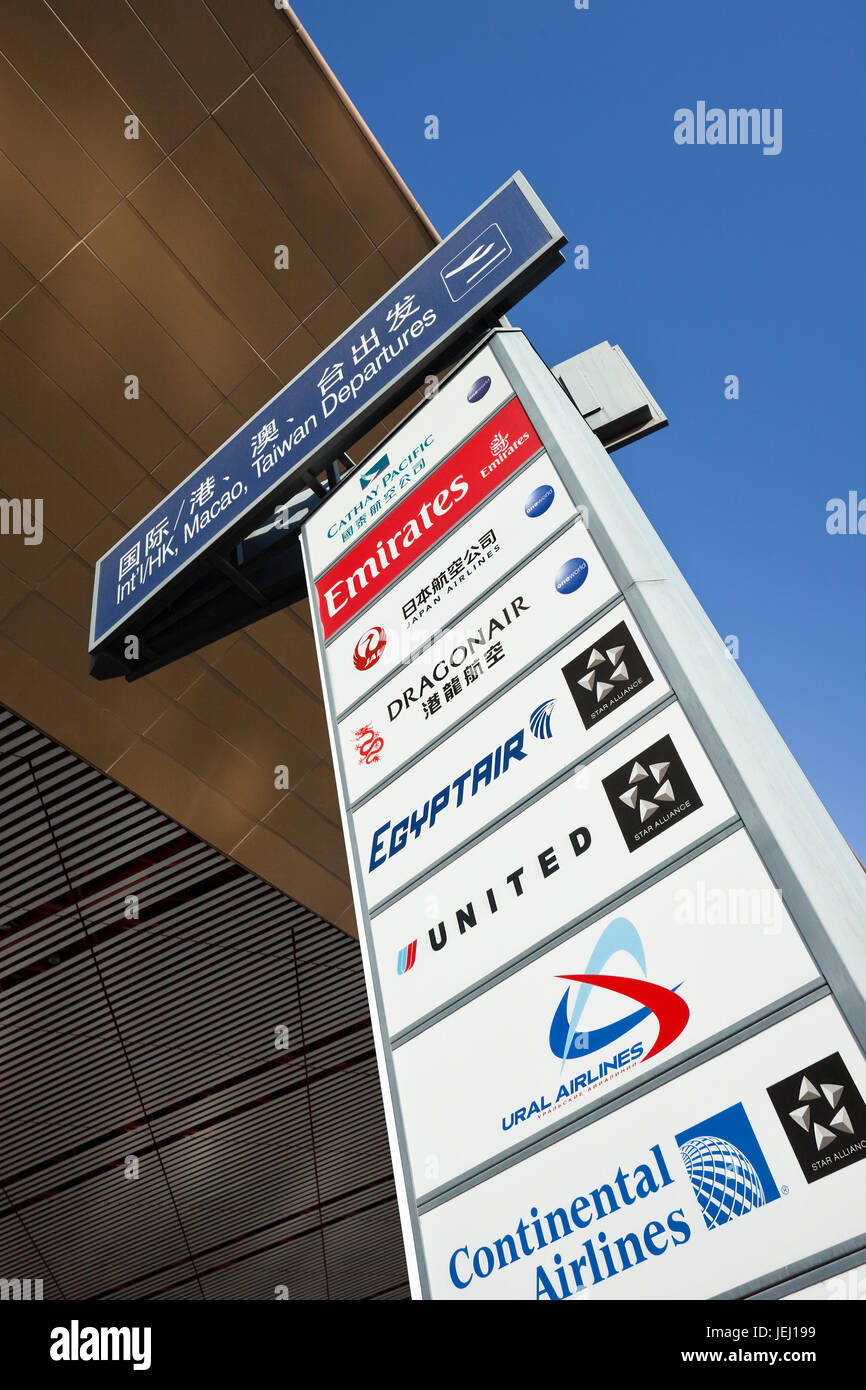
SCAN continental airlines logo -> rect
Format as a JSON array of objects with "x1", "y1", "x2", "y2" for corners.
[
  {"x1": 368, "y1": 699, "x2": 555, "y2": 874},
  {"x1": 502, "y1": 917, "x2": 689, "y2": 1134},
  {"x1": 446, "y1": 1099, "x2": 775, "y2": 1298},
  {"x1": 316, "y1": 398, "x2": 540, "y2": 639},
  {"x1": 676, "y1": 1103, "x2": 779, "y2": 1230}
]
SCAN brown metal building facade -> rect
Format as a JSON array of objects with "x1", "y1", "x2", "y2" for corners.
[{"x1": 0, "y1": 1, "x2": 437, "y2": 1298}]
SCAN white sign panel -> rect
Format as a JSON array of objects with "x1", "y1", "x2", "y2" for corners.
[
  {"x1": 305, "y1": 345, "x2": 513, "y2": 578},
  {"x1": 419, "y1": 996, "x2": 866, "y2": 1299},
  {"x1": 339, "y1": 520, "x2": 619, "y2": 804},
  {"x1": 395, "y1": 829, "x2": 820, "y2": 1195},
  {"x1": 357, "y1": 604, "x2": 671, "y2": 910},
  {"x1": 372, "y1": 703, "x2": 736, "y2": 1037},
  {"x1": 324, "y1": 454, "x2": 575, "y2": 718}
]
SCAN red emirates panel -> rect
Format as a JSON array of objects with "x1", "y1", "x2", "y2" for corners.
[{"x1": 316, "y1": 397, "x2": 541, "y2": 639}]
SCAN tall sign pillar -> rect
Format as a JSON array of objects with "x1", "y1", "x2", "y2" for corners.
[{"x1": 301, "y1": 324, "x2": 866, "y2": 1301}]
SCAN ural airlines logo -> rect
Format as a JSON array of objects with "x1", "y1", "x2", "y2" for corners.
[
  {"x1": 368, "y1": 700, "x2": 554, "y2": 873},
  {"x1": 550, "y1": 918, "x2": 688, "y2": 1065},
  {"x1": 502, "y1": 917, "x2": 688, "y2": 1134},
  {"x1": 603, "y1": 734, "x2": 702, "y2": 852},
  {"x1": 317, "y1": 399, "x2": 540, "y2": 638}
]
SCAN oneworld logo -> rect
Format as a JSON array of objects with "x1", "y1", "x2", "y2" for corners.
[
  {"x1": 466, "y1": 375, "x2": 491, "y2": 403},
  {"x1": 555, "y1": 557, "x2": 588, "y2": 594},
  {"x1": 525, "y1": 484, "x2": 555, "y2": 518}
]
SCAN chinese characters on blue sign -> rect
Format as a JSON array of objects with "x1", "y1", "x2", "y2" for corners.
[{"x1": 90, "y1": 174, "x2": 564, "y2": 653}]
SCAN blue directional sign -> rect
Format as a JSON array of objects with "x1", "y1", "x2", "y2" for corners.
[{"x1": 89, "y1": 172, "x2": 565, "y2": 654}]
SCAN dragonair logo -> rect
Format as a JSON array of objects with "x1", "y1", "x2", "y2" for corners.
[{"x1": 502, "y1": 918, "x2": 689, "y2": 1134}]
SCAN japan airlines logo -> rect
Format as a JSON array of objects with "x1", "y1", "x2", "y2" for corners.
[
  {"x1": 397, "y1": 941, "x2": 417, "y2": 976},
  {"x1": 549, "y1": 917, "x2": 689, "y2": 1066},
  {"x1": 676, "y1": 1103, "x2": 779, "y2": 1231},
  {"x1": 353, "y1": 625, "x2": 386, "y2": 671},
  {"x1": 767, "y1": 1052, "x2": 866, "y2": 1183},
  {"x1": 603, "y1": 734, "x2": 702, "y2": 852},
  {"x1": 354, "y1": 725, "x2": 384, "y2": 766}
]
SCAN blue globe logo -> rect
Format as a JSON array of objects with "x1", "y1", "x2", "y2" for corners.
[{"x1": 679, "y1": 1134, "x2": 767, "y2": 1229}]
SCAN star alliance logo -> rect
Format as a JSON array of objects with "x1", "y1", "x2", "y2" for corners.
[
  {"x1": 562, "y1": 620, "x2": 653, "y2": 729},
  {"x1": 767, "y1": 1052, "x2": 866, "y2": 1183},
  {"x1": 602, "y1": 734, "x2": 702, "y2": 852}
]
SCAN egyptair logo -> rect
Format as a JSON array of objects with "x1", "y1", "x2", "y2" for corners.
[{"x1": 529, "y1": 699, "x2": 556, "y2": 740}]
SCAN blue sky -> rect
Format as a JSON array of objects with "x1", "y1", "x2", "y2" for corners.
[{"x1": 298, "y1": 0, "x2": 865, "y2": 855}]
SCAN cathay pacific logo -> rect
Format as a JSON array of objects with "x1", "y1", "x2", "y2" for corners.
[{"x1": 360, "y1": 452, "x2": 390, "y2": 488}]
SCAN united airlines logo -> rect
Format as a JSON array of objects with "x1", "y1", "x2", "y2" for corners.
[{"x1": 397, "y1": 941, "x2": 417, "y2": 976}]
